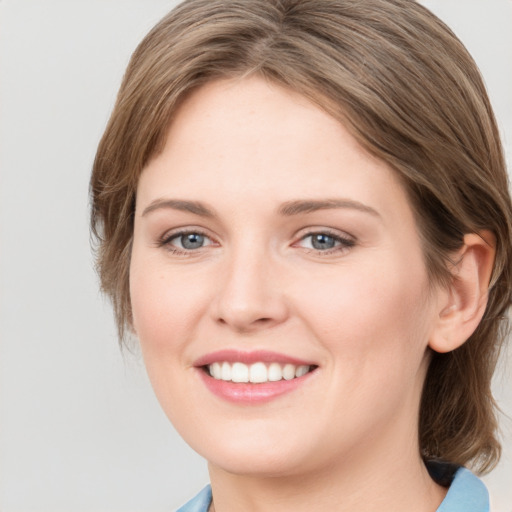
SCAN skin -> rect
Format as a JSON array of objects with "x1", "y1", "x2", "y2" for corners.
[{"x1": 130, "y1": 76, "x2": 490, "y2": 511}]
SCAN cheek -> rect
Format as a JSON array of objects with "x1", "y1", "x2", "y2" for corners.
[
  {"x1": 130, "y1": 258, "x2": 207, "y2": 356},
  {"x1": 129, "y1": 259, "x2": 207, "y2": 419},
  {"x1": 291, "y1": 257, "x2": 434, "y2": 440},
  {"x1": 293, "y1": 255, "x2": 434, "y2": 362}
]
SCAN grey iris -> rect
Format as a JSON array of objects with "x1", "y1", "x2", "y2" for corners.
[
  {"x1": 311, "y1": 233, "x2": 336, "y2": 250},
  {"x1": 182, "y1": 233, "x2": 204, "y2": 249}
]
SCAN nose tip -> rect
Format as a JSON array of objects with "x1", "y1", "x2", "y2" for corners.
[{"x1": 211, "y1": 255, "x2": 289, "y2": 333}]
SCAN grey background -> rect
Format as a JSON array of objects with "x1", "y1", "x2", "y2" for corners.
[{"x1": 0, "y1": 1, "x2": 510, "y2": 511}]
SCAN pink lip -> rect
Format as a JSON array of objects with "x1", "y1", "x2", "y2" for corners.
[
  {"x1": 197, "y1": 369, "x2": 316, "y2": 404},
  {"x1": 193, "y1": 349, "x2": 314, "y2": 367},
  {"x1": 193, "y1": 350, "x2": 318, "y2": 404}
]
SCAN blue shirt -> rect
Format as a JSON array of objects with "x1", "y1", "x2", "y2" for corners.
[{"x1": 176, "y1": 467, "x2": 489, "y2": 512}]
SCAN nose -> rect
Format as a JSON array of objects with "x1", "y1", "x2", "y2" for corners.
[{"x1": 210, "y1": 245, "x2": 289, "y2": 333}]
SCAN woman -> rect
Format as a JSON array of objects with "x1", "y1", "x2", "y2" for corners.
[{"x1": 90, "y1": 0, "x2": 512, "y2": 510}]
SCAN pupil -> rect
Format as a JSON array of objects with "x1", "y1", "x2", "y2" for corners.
[
  {"x1": 312, "y1": 234, "x2": 335, "y2": 250},
  {"x1": 182, "y1": 233, "x2": 204, "y2": 249}
]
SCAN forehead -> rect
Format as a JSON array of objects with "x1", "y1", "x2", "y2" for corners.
[
  {"x1": 144, "y1": 80, "x2": 389, "y2": 182},
  {"x1": 136, "y1": 77, "x2": 416, "y2": 234}
]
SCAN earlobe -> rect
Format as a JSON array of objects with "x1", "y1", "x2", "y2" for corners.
[{"x1": 428, "y1": 231, "x2": 496, "y2": 354}]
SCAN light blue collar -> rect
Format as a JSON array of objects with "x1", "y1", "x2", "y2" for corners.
[
  {"x1": 176, "y1": 466, "x2": 489, "y2": 511},
  {"x1": 176, "y1": 485, "x2": 212, "y2": 512},
  {"x1": 435, "y1": 467, "x2": 489, "y2": 512}
]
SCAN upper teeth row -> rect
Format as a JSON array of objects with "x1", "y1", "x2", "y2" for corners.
[{"x1": 208, "y1": 362, "x2": 310, "y2": 383}]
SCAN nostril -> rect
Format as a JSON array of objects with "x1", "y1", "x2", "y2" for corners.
[{"x1": 256, "y1": 317, "x2": 272, "y2": 323}]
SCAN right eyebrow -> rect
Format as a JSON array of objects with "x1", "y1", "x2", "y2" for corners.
[{"x1": 141, "y1": 199, "x2": 215, "y2": 218}]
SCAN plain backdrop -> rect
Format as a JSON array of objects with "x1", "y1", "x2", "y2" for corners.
[{"x1": 0, "y1": 1, "x2": 511, "y2": 511}]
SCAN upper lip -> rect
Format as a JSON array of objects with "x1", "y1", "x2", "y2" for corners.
[{"x1": 193, "y1": 349, "x2": 316, "y2": 367}]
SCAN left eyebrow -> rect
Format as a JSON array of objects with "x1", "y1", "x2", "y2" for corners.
[{"x1": 278, "y1": 199, "x2": 380, "y2": 217}]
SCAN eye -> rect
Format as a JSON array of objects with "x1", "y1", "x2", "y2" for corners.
[
  {"x1": 307, "y1": 233, "x2": 338, "y2": 250},
  {"x1": 176, "y1": 232, "x2": 207, "y2": 250},
  {"x1": 160, "y1": 230, "x2": 215, "y2": 253},
  {"x1": 297, "y1": 231, "x2": 355, "y2": 254}
]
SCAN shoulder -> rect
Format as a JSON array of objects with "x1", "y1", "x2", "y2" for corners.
[{"x1": 175, "y1": 485, "x2": 212, "y2": 512}]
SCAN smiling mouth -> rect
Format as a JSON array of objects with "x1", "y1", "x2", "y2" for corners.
[{"x1": 203, "y1": 362, "x2": 317, "y2": 383}]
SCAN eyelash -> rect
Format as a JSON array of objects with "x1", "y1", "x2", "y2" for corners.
[
  {"x1": 158, "y1": 228, "x2": 215, "y2": 256},
  {"x1": 296, "y1": 230, "x2": 356, "y2": 256},
  {"x1": 157, "y1": 228, "x2": 356, "y2": 256}
]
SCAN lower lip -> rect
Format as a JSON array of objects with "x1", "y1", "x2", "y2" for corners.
[{"x1": 197, "y1": 369, "x2": 315, "y2": 404}]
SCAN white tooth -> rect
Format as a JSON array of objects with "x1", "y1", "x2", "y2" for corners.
[
  {"x1": 221, "y1": 362, "x2": 232, "y2": 381},
  {"x1": 283, "y1": 364, "x2": 296, "y2": 380},
  {"x1": 231, "y1": 362, "x2": 249, "y2": 383},
  {"x1": 249, "y1": 362, "x2": 268, "y2": 383},
  {"x1": 211, "y1": 362, "x2": 222, "y2": 379},
  {"x1": 295, "y1": 365, "x2": 309, "y2": 378},
  {"x1": 268, "y1": 362, "x2": 283, "y2": 381}
]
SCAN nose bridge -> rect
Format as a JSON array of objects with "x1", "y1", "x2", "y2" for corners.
[{"x1": 212, "y1": 237, "x2": 288, "y2": 331}]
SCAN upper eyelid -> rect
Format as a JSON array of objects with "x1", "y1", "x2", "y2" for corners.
[
  {"x1": 293, "y1": 226, "x2": 356, "y2": 241},
  {"x1": 300, "y1": 232, "x2": 353, "y2": 242},
  {"x1": 160, "y1": 226, "x2": 215, "y2": 242}
]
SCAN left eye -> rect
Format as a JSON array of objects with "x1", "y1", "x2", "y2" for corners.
[
  {"x1": 299, "y1": 232, "x2": 354, "y2": 252},
  {"x1": 167, "y1": 232, "x2": 213, "y2": 250}
]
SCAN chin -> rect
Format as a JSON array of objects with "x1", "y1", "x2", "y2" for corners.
[
  {"x1": 183, "y1": 420, "x2": 328, "y2": 478},
  {"x1": 205, "y1": 447, "x2": 310, "y2": 478}
]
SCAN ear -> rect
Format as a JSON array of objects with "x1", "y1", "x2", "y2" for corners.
[{"x1": 428, "y1": 231, "x2": 496, "y2": 354}]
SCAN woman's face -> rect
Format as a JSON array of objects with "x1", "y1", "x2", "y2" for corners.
[{"x1": 130, "y1": 77, "x2": 443, "y2": 477}]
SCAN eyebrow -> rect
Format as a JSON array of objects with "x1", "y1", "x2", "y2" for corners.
[
  {"x1": 141, "y1": 199, "x2": 215, "y2": 218},
  {"x1": 141, "y1": 197, "x2": 380, "y2": 218},
  {"x1": 278, "y1": 199, "x2": 380, "y2": 217}
]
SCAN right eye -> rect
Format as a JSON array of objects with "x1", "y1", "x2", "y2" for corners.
[{"x1": 160, "y1": 230, "x2": 215, "y2": 253}]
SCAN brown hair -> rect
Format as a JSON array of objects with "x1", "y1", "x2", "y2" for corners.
[{"x1": 90, "y1": 0, "x2": 512, "y2": 473}]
